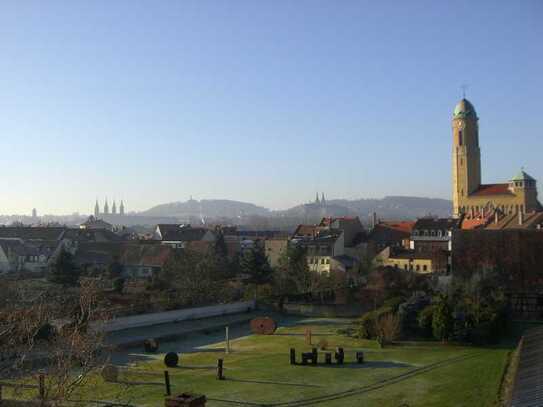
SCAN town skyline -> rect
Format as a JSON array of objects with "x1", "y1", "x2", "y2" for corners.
[{"x1": 2, "y1": 1, "x2": 542, "y2": 215}]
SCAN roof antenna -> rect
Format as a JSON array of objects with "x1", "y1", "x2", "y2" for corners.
[{"x1": 461, "y1": 83, "x2": 468, "y2": 99}]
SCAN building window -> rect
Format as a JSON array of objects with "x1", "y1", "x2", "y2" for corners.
[
  {"x1": 423, "y1": 265, "x2": 427, "y2": 271},
  {"x1": 416, "y1": 265, "x2": 420, "y2": 271},
  {"x1": 404, "y1": 264, "x2": 408, "y2": 270},
  {"x1": 326, "y1": 258, "x2": 330, "y2": 264},
  {"x1": 321, "y1": 258, "x2": 325, "y2": 265},
  {"x1": 458, "y1": 130, "x2": 463, "y2": 145}
]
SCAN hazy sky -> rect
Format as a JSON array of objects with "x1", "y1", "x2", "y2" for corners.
[{"x1": 1, "y1": 1, "x2": 542, "y2": 215}]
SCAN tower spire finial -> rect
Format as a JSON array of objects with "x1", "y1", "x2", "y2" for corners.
[{"x1": 461, "y1": 83, "x2": 468, "y2": 99}]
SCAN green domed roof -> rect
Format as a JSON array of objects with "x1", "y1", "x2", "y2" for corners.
[
  {"x1": 453, "y1": 98, "x2": 477, "y2": 119},
  {"x1": 511, "y1": 170, "x2": 536, "y2": 182}
]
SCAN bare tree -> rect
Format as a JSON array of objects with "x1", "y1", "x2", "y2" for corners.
[
  {"x1": 375, "y1": 313, "x2": 401, "y2": 346},
  {"x1": 0, "y1": 278, "x2": 110, "y2": 405}
]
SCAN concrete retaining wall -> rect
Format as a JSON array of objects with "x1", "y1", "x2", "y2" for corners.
[{"x1": 98, "y1": 301, "x2": 256, "y2": 332}]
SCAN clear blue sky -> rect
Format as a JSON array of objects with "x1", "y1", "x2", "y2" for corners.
[{"x1": 1, "y1": 1, "x2": 542, "y2": 215}]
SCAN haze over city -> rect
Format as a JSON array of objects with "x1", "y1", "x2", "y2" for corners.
[{"x1": 1, "y1": 1, "x2": 542, "y2": 215}]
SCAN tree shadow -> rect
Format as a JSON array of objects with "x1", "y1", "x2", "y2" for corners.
[
  {"x1": 226, "y1": 377, "x2": 322, "y2": 388},
  {"x1": 310, "y1": 361, "x2": 412, "y2": 369}
]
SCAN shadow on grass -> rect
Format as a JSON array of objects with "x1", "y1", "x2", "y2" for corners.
[
  {"x1": 226, "y1": 377, "x2": 322, "y2": 388},
  {"x1": 184, "y1": 347, "x2": 226, "y2": 353},
  {"x1": 274, "y1": 333, "x2": 332, "y2": 337},
  {"x1": 298, "y1": 361, "x2": 412, "y2": 369}
]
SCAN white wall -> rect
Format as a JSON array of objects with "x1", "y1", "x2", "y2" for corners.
[{"x1": 96, "y1": 300, "x2": 256, "y2": 332}]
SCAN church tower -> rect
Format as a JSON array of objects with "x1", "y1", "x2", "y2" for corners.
[
  {"x1": 452, "y1": 98, "x2": 481, "y2": 216},
  {"x1": 104, "y1": 198, "x2": 110, "y2": 215},
  {"x1": 120, "y1": 200, "x2": 125, "y2": 216},
  {"x1": 94, "y1": 199, "x2": 100, "y2": 218},
  {"x1": 112, "y1": 200, "x2": 117, "y2": 215}
]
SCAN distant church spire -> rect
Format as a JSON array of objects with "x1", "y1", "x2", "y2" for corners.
[
  {"x1": 120, "y1": 200, "x2": 125, "y2": 216},
  {"x1": 315, "y1": 192, "x2": 320, "y2": 204},
  {"x1": 104, "y1": 198, "x2": 109, "y2": 215},
  {"x1": 94, "y1": 199, "x2": 100, "y2": 218},
  {"x1": 112, "y1": 200, "x2": 117, "y2": 215},
  {"x1": 321, "y1": 193, "x2": 325, "y2": 205}
]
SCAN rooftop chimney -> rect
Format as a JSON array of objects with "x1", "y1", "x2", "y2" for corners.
[
  {"x1": 495, "y1": 211, "x2": 499, "y2": 224},
  {"x1": 518, "y1": 210, "x2": 524, "y2": 226}
]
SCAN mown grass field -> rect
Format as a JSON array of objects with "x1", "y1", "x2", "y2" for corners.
[
  {"x1": 7, "y1": 318, "x2": 512, "y2": 406},
  {"x1": 90, "y1": 319, "x2": 511, "y2": 406}
]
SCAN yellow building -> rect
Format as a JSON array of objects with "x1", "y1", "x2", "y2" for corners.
[
  {"x1": 375, "y1": 247, "x2": 436, "y2": 274},
  {"x1": 452, "y1": 99, "x2": 541, "y2": 217}
]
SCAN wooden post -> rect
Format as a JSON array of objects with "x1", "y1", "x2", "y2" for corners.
[
  {"x1": 164, "y1": 371, "x2": 171, "y2": 396},
  {"x1": 305, "y1": 328, "x2": 312, "y2": 345},
  {"x1": 0, "y1": 383, "x2": 3, "y2": 402},
  {"x1": 225, "y1": 326, "x2": 230, "y2": 354},
  {"x1": 38, "y1": 374, "x2": 45, "y2": 400},
  {"x1": 289, "y1": 348, "x2": 296, "y2": 365},
  {"x1": 217, "y1": 359, "x2": 225, "y2": 380}
]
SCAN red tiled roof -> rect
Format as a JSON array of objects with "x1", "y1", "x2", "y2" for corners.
[
  {"x1": 461, "y1": 217, "x2": 488, "y2": 230},
  {"x1": 379, "y1": 221, "x2": 415, "y2": 234},
  {"x1": 471, "y1": 183, "x2": 512, "y2": 196}
]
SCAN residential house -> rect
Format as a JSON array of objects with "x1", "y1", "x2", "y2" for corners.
[
  {"x1": 79, "y1": 216, "x2": 114, "y2": 232},
  {"x1": 0, "y1": 239, "x2": 53, "y2": 273},
  {"x1": 154, "y1": 224, "x2": 216, "y2": 249},
  {"x1": 120, "y1": 244, "x2": 172, "y2": 279},
  {"x1": 292, "y1": 228, "x2": 345, "y2": 274},
  {"x1": 376, "y1": 246, "x2": 438, "y2": 274}
]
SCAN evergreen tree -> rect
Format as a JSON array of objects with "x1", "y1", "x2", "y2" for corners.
[
  {"x1": 213, "y1": 228, "x2": 229, "y2": 259},
  {"x1": 106, "y1": 256, "x2": 124, "y2": 279},
  {"x1": 432, "y1": 295, "x2": 454, "y2": 342},
  {"x1": 240, "y1": 244, "x2": 272, "y2": 300},
  {"x1": 49, "y1": 248, "x2": 80, "y2": 287},
  {"x1": 273, "y1": 244, "x2": 311, "y2": 304}
]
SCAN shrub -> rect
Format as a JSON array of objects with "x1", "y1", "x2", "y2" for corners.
[{"x1": 357, "y1": 305, "x2": 394, "y2": 339}]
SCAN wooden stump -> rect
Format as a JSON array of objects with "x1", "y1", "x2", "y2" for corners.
[
  {"x1": 356, "y1": 351, "x2": 364, "y2": 364},
  {"x1": 335, "y1": 347, "x2": 344, "y2": 365},
  {"x1": 290, "y1": 348, "x2": 296, "y2": 365}
]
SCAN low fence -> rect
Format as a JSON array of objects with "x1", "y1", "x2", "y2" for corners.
[{"x1": 96, "y1": 300, "x2": 256, "y2": 332}]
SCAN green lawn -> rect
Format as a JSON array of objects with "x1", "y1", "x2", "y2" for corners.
[{"x1": 63, "y1": 319, "x2": 511, "y2": 407}]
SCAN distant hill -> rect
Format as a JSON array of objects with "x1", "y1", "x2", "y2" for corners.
[
  {"x1": 140, "y1": 199, "x2": 270, "y2": 219},
  {"x1": 140, "y1": 196, "x2": 451, "y2": 222},
  {"x1": 332, "y1": 196, "x2": 452, "y2": 220}
]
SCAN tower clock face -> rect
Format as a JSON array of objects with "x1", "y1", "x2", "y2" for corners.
[{"x1": 457, "y1": 120, "x2": 465, "y2": 130}]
